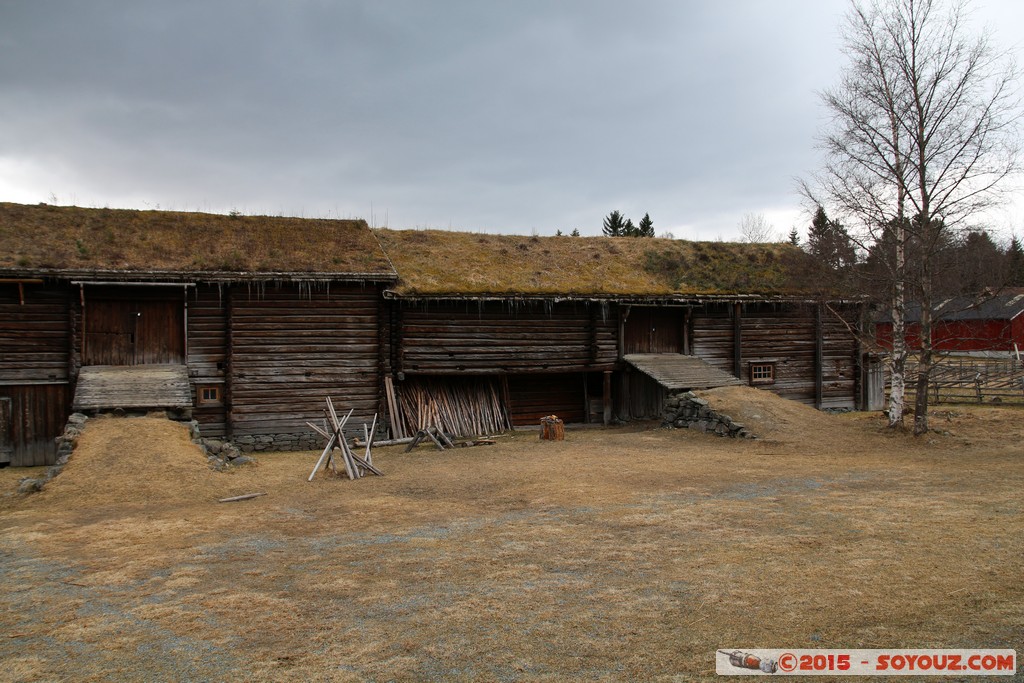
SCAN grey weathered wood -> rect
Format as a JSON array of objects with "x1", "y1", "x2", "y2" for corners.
[
  {"x1": 73, "y1": 364, "x2": 192, "y2": 410},
  {"x1": 623, "y1": 354, "x2": 744, "y2": 391},
  {"x1": 218, "y1": 492, "x2": 267, "y2": 503},
  {"x1": 308, "y1": 432, "x2": 338, "y2": 481}
]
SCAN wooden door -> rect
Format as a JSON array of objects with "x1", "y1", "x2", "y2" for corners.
[
  {"x1": 624, "y1": 308, "x2": 682, "y2": 354},
  {"x1": 85, "y1": 297, "x2": 184, "y2": 365}
]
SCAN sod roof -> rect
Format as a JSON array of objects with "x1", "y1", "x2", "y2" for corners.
[
  {"x1": 374, "y1": 228, "x2": 822, "y2": 298},
  {"x1": 0, "y1": 202, "x2": 395, "y2": 279}
]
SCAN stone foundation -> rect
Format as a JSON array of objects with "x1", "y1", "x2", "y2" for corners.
[
  {"x1": 227, "y1": 432, "x2": 323, "y2": 453},
  {"x1": 662, "y1": 390, "x2": 755, "y2": 439}
]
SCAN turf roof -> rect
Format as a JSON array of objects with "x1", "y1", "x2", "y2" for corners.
[
  {"x1": 0, "y1": 202, "x2": 394, "y2": 278},
  {"x1": 374, "y1": 228, "x2": 821, "y2": 297}
]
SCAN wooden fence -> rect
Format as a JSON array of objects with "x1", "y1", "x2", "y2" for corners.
[{"x1": 902, "y1": 357, "x2": 1024, "y2": 405}]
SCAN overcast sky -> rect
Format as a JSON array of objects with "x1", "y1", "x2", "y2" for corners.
[{"x1": 1, "y1": 1, "x2": 1022, "y2": 241}]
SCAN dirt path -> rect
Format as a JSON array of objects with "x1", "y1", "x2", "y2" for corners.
[{"x1": 0, "y1": 401, "x2": 1021, "y2": 681}]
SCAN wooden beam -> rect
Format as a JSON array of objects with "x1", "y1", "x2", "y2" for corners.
[
  {"x1": 733, "y1": 302, "x2": 742, "y2": 379},
  {"x1": 815, "y1": 303, "x2": 824, "y2": 409},
  {"x1": 621, "y1": 369, "x2": 630, "y2": 422},
  {"x1": 225, "y1": 285, "x2": 234, "y2": 439},
  {"x1": 603, "y1": 370, "x2": 612, "y2": 426},
  {"x1": 682, "y1": 308, "x2": 691, "y2": 355},
  {"x1": 618, "y1": 305, "x2": 630, "y2": 361}
]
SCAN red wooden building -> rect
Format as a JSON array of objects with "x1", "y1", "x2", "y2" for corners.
[{"x1": 875, "y1": 293, "x2": 1024, "y2": 355}]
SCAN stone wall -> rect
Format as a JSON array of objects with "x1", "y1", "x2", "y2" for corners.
[
  {"x1": 662, "y1": 390, "x2": 755, "y2": 439},
  {"x1": 228, "y1": 432, "x2": 322, "y2": 453}
]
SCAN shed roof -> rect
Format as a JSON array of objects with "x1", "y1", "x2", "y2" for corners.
[
  {"x1": 0, "y1": 202, "x2": 396, "y2": 281},
  {"x1": 374, "y1": 228, "x2": 822, "y2": 299}
]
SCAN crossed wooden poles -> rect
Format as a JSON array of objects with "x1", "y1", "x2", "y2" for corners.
[{"x1": 307, "y1": 397, "x2": 383, "y2": 481}]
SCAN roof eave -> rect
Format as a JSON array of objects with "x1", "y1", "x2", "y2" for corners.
[
  {"x1": 0, "y1": 267, "x2": 398, "y2": 283},
  {"x1": 382, "y1": 290, "x2": 861, "y2": 304}
]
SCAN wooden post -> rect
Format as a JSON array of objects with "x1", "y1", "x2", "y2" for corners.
[
  {"x1": 603, "y1": 370, "x2": 612, "y2": 426},
  {"x1": 621, "y1": 369, "x2": 631, "y2": 421},
  {"x1": 733, "y1": 302, "x2": 742, "y2": 379},
  {"x1": 0, "y1": 398, "x2": 11, "y2": 464},
  {"x1": 182, "y1": 287, "x2": 189, "y2": 361},
  {"x1": 582, "y1": 372, "x2": 590, "y2": 424},
  {"x1": 815, "y1": 303, "x2": 824, "y2": 409},
  {"x1": 80, "y1": 283, "x2": 87, "y2": 363},
  {"x1": 682, "y1": 308, "x2": 691, "y2": 355},
  {"x1": 618, "y1": 306, "x2": 630, "y2": 360},
  {"x1": 225, "y1": 286, "x2": 234, "y2": 439}
]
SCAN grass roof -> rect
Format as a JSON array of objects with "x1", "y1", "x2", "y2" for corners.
[
  {"x1": 375, "y1": 229, "x2": 821, "y2": 297},
  {"x1": 0, "y1": 203, "x2": 394, "y2": 278}
]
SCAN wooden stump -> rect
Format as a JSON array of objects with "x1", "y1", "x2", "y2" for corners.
[{"x1": 540, "y1": 415, "x2": 564, "y2": 441}]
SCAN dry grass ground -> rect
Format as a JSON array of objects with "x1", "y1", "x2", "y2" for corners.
[{"x1": 0, "y1": 391, "x2": 1021, "y2": 682}]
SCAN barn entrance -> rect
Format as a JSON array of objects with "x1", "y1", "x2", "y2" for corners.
[
  {"x1": 82, "y1": 285, "x2": 187, "y2": 366},
  {"x1": 623, "y1": 307, "x2": 685, "y2": 354}
]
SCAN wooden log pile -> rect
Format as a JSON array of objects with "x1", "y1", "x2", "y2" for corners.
[
  {"x1": 396, "y1": 377, "x2": 511, "y2": 438},
  {"x1": 307, "y1": 397, "x2": 383, "y2": 481}
]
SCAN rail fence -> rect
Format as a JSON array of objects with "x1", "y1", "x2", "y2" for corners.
[{"x1": 900, "y1": 357, "x2": 1024, "y2": 405}]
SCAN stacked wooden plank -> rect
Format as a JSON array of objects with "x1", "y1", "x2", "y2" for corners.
[
  {"x1": 307, "y1": 397, "x2": 382, "y2": 481},
  {"x1": 396, "y1": 377, "x2": 511, "y2": 437}
]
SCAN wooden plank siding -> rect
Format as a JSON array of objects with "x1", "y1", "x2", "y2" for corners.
[
  {"x1": 228, "y1": 283, "x2": 382, "y2": 436},
  {"x1": 396, "y1": 301, "x2": 617, "y2": 375},
  {"x1": 691, "y1": 305, "x2": 735, "y2": 376},
  {"x1": 506, "y1": 373, "x2": 586, "y2": 426},
  {"x1": 0, "y1": 283, "x2": 73, "y2": 465},
  {"x1": 0, "y1": 383, "x2": 70, "y2": 466},
  {"x1": 616, "y1": 369, "x2": 667, "y2": 421},
  {"x1": 0, "y1": 283, "x2": 71, "y2": 383},
  {"x1": 821, "y1": 310, "x2": 859, "y2": 409},
  {"x1": 187, "y1": 284, "x2": 228, "y2": 436},
  {"x1": 690, "y1": 302, "x2": 858, "y2": 408}
]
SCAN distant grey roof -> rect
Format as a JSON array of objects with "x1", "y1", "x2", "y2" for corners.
[{"x1": 878, "y1": 292, "x2": 1024, "y2": 323}]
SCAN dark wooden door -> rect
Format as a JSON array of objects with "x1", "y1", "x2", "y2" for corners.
[
  {"x1": 85, "y1": 297, "x2": 184, "y2": 365},
  {"x1": 624, "y1": 308, "x2": 682, "y2": 354}
]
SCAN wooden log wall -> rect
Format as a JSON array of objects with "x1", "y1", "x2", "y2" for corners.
[
  {"x1": 690, "y1": 304, "x2": 735, "y2": 374},
  {"x1": 0, "y1": 282, "x2": 72, "y2": 465},
  {"x1": 396, "y1": 301, "x2": 617, "y2": 375},
  {"x1": 507, "y1": 373, "x2": 586, "y2": 425},
  {"x1": 0, "y1": 283, "x2": 71, "y2": 383},
  {"x1": 228, "y1": 283, "x2": 381, "y2": 436},
  {"x1": 691, "y1": 302, "x2": 858, "y2": 409},
  {"x1": 820, "y1": 308, "x2": 859, "y2": 409},
  {"x1": 187, "y1": 284, "x2": 228, "y2": 436},
  {"x1": 733, "y1": 303, "x2": 818, "y2": 403}
]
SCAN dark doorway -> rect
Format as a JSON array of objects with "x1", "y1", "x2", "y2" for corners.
[
  {"x1": 623, "y1": 307, "x2": 683, "y2": 355},
  {"x1": 84, "y1": 290, "x2": 185, "y2": 365}
]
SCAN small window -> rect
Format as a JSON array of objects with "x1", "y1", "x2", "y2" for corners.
[
  {"x1": 198, "y1": 386, "x2": 222, "y2": 404},
  {"x1": 749, "y1": 362, "x2": 775, "y2": 385}
]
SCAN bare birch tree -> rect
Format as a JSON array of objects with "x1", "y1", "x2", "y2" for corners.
[
  {"x1": 807, "y1": 0, "x2": 1019, "y2": 433},
  {"x1": 738, "y1": 213, "x2": 777, "y2": 243}
]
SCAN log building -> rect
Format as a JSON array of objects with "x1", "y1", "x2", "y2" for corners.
[
  {"x1": 0, "y1": 203, "x2": 395, "y2": 466},
  {"x1": 1, "y1": 203, "x2": 866, "y2": 466}
]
